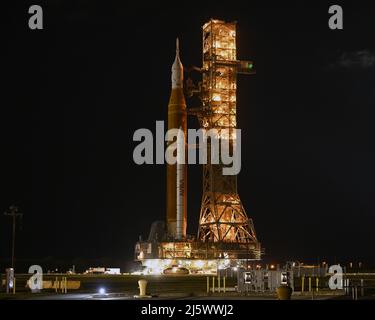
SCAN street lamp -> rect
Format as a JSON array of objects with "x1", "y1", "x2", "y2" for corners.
[{"x1": 4, "y1": 205, "x2": 23, "y2": 269}]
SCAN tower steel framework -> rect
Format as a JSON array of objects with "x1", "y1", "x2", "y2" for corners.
[{"x1": 194, "y1": 19, "x2": 261, "y2": 259}]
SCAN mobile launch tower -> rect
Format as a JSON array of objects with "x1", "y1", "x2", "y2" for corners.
[
  {"x1": 196, "y1": 19, "x2": 258, "y2": 247},
  {"x1": 135, "y1": 19, "x2": 262, "y2": 274}
]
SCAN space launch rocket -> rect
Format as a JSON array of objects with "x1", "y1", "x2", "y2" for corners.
[{"x1": 166, "y1": 38, "x2": 187, "y2": 240}]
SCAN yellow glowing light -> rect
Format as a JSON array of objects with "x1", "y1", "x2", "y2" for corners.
[{"x1": 212, "y1": 95, "x2": 221, "y2": 102}]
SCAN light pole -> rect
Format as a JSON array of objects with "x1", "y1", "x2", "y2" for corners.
[{"x1": 4, "y1": 205, "x2": 23, "y2": 269}]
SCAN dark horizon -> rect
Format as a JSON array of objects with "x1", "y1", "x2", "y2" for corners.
[{"x1": 2, "y1": 1, "x2": 375, "y2": 272}]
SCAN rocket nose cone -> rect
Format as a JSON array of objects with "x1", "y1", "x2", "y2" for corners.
[{"x1": 172, "y1": 38, "x2": 183, "y2": 88}]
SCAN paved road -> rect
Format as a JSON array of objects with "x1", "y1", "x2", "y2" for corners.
[{"x1": 23, "y1": 292, "x2": 350, "y2": 300}]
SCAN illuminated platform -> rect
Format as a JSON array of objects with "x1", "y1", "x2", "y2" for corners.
[{"x1": 135, "y1": 239, "x2": 261, "y2": 274}]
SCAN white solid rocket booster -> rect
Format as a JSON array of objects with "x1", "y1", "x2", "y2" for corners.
[{"x1": 176, "y1": 127, "x2": 185, "y2": 240}]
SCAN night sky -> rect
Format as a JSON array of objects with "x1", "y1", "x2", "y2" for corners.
[{"x1": 2, "y1": 1, "x2": 375, "y2": 271}]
